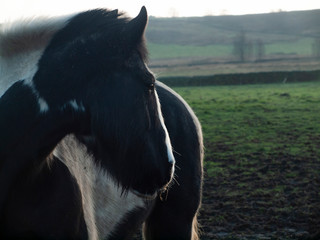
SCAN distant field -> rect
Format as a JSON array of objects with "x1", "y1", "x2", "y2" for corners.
[
  {"x1": 150, "y1": 58, "x2": 320, "y2": 77},
  {"x1": 147, "y1": 38, "x2": 320, "y2": 77},
  {"x1": 148, "y1": 38, "x2": 314, "y2": 60},
  {"x1": 171, "y1": 81, "x2": 320, "y2": 239},
  {"x1": 148, "y1": 43, "x2": 231, "y2": 59},
  {"x1": 266, "y1": 38, "x2": 314, "y2": 55}
]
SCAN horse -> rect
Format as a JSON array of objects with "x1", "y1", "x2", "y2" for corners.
[{"x1": 0, "y1": 6, "x2": 203, "y2": 239}]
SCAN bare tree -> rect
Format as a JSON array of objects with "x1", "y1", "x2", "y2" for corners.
[
  {"x1": 233, "y1": 30, "x2": 253, "y2": 62},
  {"x1": 312, "y1": 38, "x2": 320, "y2": 59},
  {"x1": 233, "y1": 30, "x2": 246, "y2": 62}
]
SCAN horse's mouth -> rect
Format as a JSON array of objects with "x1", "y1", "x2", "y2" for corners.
[{"x1": 132, "y1": 190, "x2": 158, "y2": 201}]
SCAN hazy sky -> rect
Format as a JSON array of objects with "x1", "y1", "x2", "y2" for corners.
[{"x1": 0, "y1": 0, "x2": 319, "y2": 21}]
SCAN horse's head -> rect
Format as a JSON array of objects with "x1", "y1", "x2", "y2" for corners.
[
  {"x1": 84, "y1": 8, "x2": 176, "y2": 196},
  {"x1": 31, "y1": 7, "x2": 174, "y2": 197},
  {"x1": 85, "y1": 59, "x2": 175, "y2": 196}
]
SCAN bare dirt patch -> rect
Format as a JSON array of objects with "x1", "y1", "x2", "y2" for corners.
[{"x1": 199, "y1": 155, "x2": 320, "y2": 240}]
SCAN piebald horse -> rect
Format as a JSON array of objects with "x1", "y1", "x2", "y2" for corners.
[{"x1": 0, "y1": 7, "x2": 203, "y2": 239}]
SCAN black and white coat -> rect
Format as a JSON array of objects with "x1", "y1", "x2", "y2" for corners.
[{"x1": 0, "y1": 7, "x2": 203, "y2": 240}]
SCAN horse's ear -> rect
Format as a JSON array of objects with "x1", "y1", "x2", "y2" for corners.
[
  {"x1": 125, "y1": 6, "x2": 148, "y2": 45},
  {"x1": 108, "y1": 9, "x2": 119, "y2": 17}
]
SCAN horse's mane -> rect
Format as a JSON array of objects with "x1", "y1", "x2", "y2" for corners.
[
  {"x1": 0, "y1": 9, "x2": 149, "y2": 97},
  {"x1": 0, "y1": 14, "x2": 73, "y2": 57}
]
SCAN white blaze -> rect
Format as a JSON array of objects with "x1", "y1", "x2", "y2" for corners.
[{"x1": 154, "y1": 90, "x2": 175, "y2": 164}]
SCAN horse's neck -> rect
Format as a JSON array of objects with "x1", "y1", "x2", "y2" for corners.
[
  {"x1": 54, "y1": 135, "x2": 145, "y2": 240},
  {"x1": 0, "y1": 15, "x2": 72, "y2": 97}
]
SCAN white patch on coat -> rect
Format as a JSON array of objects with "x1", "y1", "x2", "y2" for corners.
[
  {"x1": 23, "y1": 77, "x2": 49, "y2": 113},
  {"x1": 54, "y1": 135, "x2": 147, "y2": 240},
  {"x1": 38, "y1": 97, "x2": 49, "y2": 112},
  {"x1": 62, "y1": 99, "x2": 86, "y2": 112},
  {"x1": 0, "y1": 14, "x2": 74, "y2": 98}
]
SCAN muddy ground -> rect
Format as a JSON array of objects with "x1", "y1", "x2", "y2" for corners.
[
  {"x1": 132, "y1": 154, "x2": 320, "y2": 239},
  {"x1": 199, "y1": 155, "x2": 320, "y2": 240}
]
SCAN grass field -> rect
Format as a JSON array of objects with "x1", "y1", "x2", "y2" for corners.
[
  {"x1": 148, "y1": 38, "x2": 314, "y2": 60},
  {"x1": 172, "y1": 81, "x2": 320, "y2": 239},
  {"x1": 148, "y1": 38, "x2": 320, "y2": 78},
  {"x1": 174, "y1": 81, "x2": 320, "y2": 163},
  {"x1": 148, "y1": 43, "x2": 232, "y2": 59},
  {"x1": 265, "y1": 38, "x2": 314, "y2": 56}
]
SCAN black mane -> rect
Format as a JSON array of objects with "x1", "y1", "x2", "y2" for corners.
[
  {"x1": 33, "y1": 8, "x2": 148, "y2": 107},
  {"x1": 44, "y1": 8, "x2": 148, "y2": 64}
]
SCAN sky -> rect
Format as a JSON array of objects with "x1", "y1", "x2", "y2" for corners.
[{"x1": 0, "y1": 0, "x2": 319, "y2": 22}]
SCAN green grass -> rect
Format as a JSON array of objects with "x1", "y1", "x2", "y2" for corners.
[
  {"x1": 172, "y1": 80, "x2": 320, "y2": 239},
  {"x1": 173, "y1": 82, "x2": 320, "y2": 168},
  {"x1": 147, "y1": 43, "x2": 231, "y2": 59},
  {"x1": 148, "y1": 38, "x2": 314, "y2": 60},
  {"x1": 266, "y1": 38, "x2": 314, "y2": 55}
]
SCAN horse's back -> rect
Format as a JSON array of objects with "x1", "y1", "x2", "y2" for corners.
[{"x1": 143, "y1": 81, "x2": 203, "y2": 240}]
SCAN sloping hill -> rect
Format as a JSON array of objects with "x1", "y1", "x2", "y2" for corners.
[{"x1": 146, "y1": 9, "x2": 320, "y2": 46}]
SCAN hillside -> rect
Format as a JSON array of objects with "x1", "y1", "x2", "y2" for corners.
[
  {"x1": 145, "y1": 9, "x2": 320, "y2": 77},
  {"x1": 146, "y1": 9, "x2": 320, "y2": 46}
]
